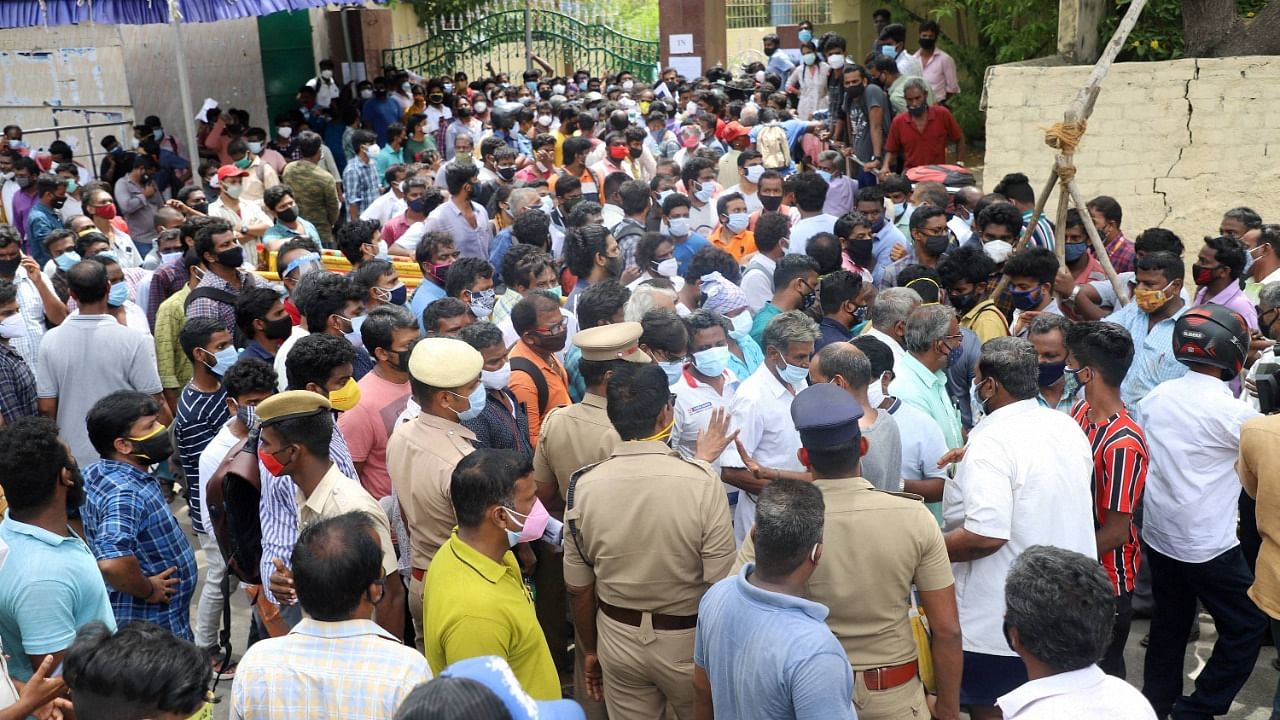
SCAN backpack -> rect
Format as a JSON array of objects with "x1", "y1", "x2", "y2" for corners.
[
  {"x1": 757, "y1": 122, "x2": 792, "y2": 170},
  {"x1": 611, "y1": 220, "x2": 645, "y2": 269},
  {"x1": 510, "y1": 356, "x2": 549, "y2": 418},
  {"x1": 905, "y1": 164, "x2": 976, "y2": 189},
  {"x1": 185, "y1": 287, "x2": 248, "y2": 347},
  {"x1": 204, "y1": 432, "x2": 263, "y2": 585}
]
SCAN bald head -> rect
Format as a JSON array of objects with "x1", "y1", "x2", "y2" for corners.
[{"x1": 812, "y1": 342, "x2": 872, "y2": 390}]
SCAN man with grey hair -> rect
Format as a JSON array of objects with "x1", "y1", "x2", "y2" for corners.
[
  {"x1": 997, "y1": 546, "x2": 1157, "y2": 718},
  {"x1": 623, "y1": 282, "x2": 678, "y2": 323},
  {"x1": 695, "y1": 478, "x2": 856, "y2": 720},
  {"x1": 809, "y1": 343, "x2": 903, "y2": 492},
  {"x1": 864, "y1": 286, "x2": 921, "y2": 374},
  {"x1": 486, "y1": 186, "x2": 542, "y2": 269},
  {"x1": 891, "y1": 303, "x2": 963, "y2": 454},
  {"x1": 1027, "y1": 313, "x2": 1079, "y2": 413},
  {"x1": 721, "y1": 310, "x2": 819, "y2": 543},
  {"x1": 881, "y1": 75, "x2": 964, "y2": 179},
  {"x1": 942, "y1": 337, "x2": 1095, "y2": 719}
]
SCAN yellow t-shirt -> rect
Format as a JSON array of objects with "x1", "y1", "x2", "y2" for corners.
[{"x1": 961, "y1": 298, "x2": 1010, "y2": 344}]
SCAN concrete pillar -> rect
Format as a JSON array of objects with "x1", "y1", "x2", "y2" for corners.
[
  {"x1": 660, "y1": 0, "x2": 726, "y2": 73},
  {"x1": 1057, "y1": 0, "x2": 1107, "y2": 63}
]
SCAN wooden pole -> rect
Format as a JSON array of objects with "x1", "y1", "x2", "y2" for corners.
[
  {"x1": 1053, "y1": 161, "x2": 1071, "y2": 265},
  {"x1": 989, "y1": 170, "x2": 1058, "y2": 299},
  {"x1": 1066, "y1": 176, "x2": 1128, "y2": 303}
]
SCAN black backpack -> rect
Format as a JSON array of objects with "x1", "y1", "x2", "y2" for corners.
[{"x1": 184, "y1": 287, "x2": 248, "y2": 348}]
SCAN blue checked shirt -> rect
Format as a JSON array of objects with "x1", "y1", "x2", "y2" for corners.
[
  {"x1": 231, "y1": 618, "x2": 431, "y2": 719},
  {"x1": 81, "y1": 459, "x2": 198, "y2": 640},
  {"x1": 1106, "y1": 300, "x2": 1189, "y2": 420},
  {"x1": 342, "y1": 157, "x2": 381, "y2": 216}
]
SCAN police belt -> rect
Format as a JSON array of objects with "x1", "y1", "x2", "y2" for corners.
[
  {"x1": 600, "y1": 601, "x2": 698, "y2": 630},
  {"x1": 858, "y1": 660, "x2": 919, "y2": 691}
]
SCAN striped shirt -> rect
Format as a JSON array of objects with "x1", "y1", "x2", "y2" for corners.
[
  {"x1": 174, "y1": 384, "x2": 230, "y2": 533},
  {"x1": 1071, "y1": 400, "x2": 1148, "y2": 595},
  {"x1": 1022, "y1": 209, "x2": 1057, "y2": 251}
]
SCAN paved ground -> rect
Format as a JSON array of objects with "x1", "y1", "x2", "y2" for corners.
[{"x1": 175, "y1": 501, "x2": 1278, "y2": 720}]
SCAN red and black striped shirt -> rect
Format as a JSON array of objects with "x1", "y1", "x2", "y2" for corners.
[{"x1": 1072, "y1": 399, "x2": 1149, "y2": 595}]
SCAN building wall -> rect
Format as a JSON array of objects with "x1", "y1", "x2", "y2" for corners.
[
  {"x1": 0, "y1": 24, "x2": 134, "y2": 162},
  {"x1": 983, "y1": 56, "x2": 1279, "y2": 248}
]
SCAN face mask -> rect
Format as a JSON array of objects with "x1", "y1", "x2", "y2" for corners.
[
  {"x1": 131, "y1": 138, "x2": 142, "y2": 150},
  {"x1": 1010, "y1": 287, "x2": 1041, "y2": 311},
  {"x1": 65, "y1": 179, "x2": 78, "y2": 194},
  {"x1": 667, "y1": 217, "x2": 690, "y2": 237},
  {"x1": 534, "y1": 327, "x2": 568, "y2": 353},
  {"x1": 321, "y1": 69, "x2": 334, "y2": 80},
  {"x1": 652, "y1": 258, "x2": 678, "y2": 277},
  {"x1": 608, "y1": 145, "x2": 628, "y2": 162},
  {"x1": 450, "y1": 382, "x2": 487, "y2": 422},
  {"x1": 694, "y1": 184, "x2": 714, "y2": 204},
  {"x1": 234, "y1": 154, "x2": 253, "y2": 170},
  {"x1": 908, "y1": 104, "x2": 927, "y2": 118},
  {"x1": 329, "y1": 377, "x2": 362, "y2": 412},
  {"x1": 659, "y1": 360, "x2": 684, "y2": 384},
  {"x1": 627, "y1": 145, "x2": 643, "y2": 160},
  {"x1": 777, "y1": 357, "x2": 810, "y2": 386},
  {"x1": 429, "y1": 261, "x2": 453, "y2": 284},
  {"x1": 247, "y1": 141, "x2": 264, "y2": 154},
  {"x1": 0, "y1": 313, "x2": 26, "y2": 340},
  {"x1": 923, "y1": 234, "x2": 950, "y2": 257},
  {"x1": 7, "y1": 139, "x2": 25, "y2": 150},
  {"x1": 744, "y1": 165, "x2": 766, "y2": 184},
  {"x1": 360, "y1": 89, "x2": 374, "y2": 99},
  {"x1": 55, "y1": 250, "x2": 81, "y2": 273},
  {"x1": 492, "y1": 164, "x2": 516, "y2": 182},
  {"x1": 760, "y1": 194, "x2": 783, "y2": 213},
  {"x1": 950, "y1": 290, "x2": 981, "y2": 314},
  {"x1": 277, "y1": 207, "x2": 299, "y2": 223},
  {"x1": 160, "y1": 251, "x2": 183, "y2": 266},
  {"x1": 225, "y1": 184, "x2": 245, "y2": 199},
  {"x1": 730, "y1": 310, "x2": 753, "y2": 335},
  {"x1": 724, "y1": 212, "x2": 750, "y2": 234},
  {"x1": 263, "y1": 314, "x2": 293, "y2": 340},
  {"x1": 827, "y1": 54, "x2": 846, "y2": 69},
  {"x1": 801, "y1": 53, "x2": 817, "y2": 66},
  {"x1": 482, "y1": 362, "x2": 512, "y2": 390},
  {"x1": 764, "y1": 46, "x2": 778, "y2": 56},
  {"x1": 364, "y1": 144, "x2": 380, "y2": 159},
  {"x1": 970, "y1": 379, "x2": 989, "y2": 425},
  {"x1": 259, "y1": 446, "x2": 289, "y2": 476},
  {"x1": 1038, "y1": 361, "x2": 1066, "y2": 387},
  {"x1": 94, "y1": 202, "x2": 118, "y2": 220},
  {"x1": 457, "y1": 106, "x2": 473, "y2": 119},
  {"x1": 108, "y1": 281, "x2": 130, "y2": 307},
  {"x1": 503, "y1": 498, "x2": 551, "y2": 546},
  {"x1": 386, "y1": 284, "x2": 408, "y2": 306},
  {"x1": 191, "y1": 201, "x2": 210, "y2": 215},
  {"x1": 217, "y1": 245, "x2": 245, "y2": 268},
  {"x1": 880, "y1": 44, "x2": 898, "y2": 59},
  {"x1": 1065, "y1": 242, "x2": 1088, "y2": 263},
  {"x1": 799, "y1": 287, "x2": 817, "y2": 310},
  {"x1": 693, "y1": 345, "x2": 731, "y2": 377},
  {"x1": 622, "y1": 79, "x2": 635, "y2": 92},
  {"x1": 474, "y1": 101, "x2": 488, "y2": 113},
  {"x1": 469, "y1": 289, "x2": 497, "y2": 319},
  {"x1": 127, "y1": 424, "x2": 173, "y2": 464},
  {"x1": 982, "y1": 239, "x2": 1013, "y2": 263},
  {"x1": 866, "y1": 379, "x2": 885, "y2": 409},
  {"x1": 1064, "y1": 365, "x2": 1091, "y2": 387},
  {"x1": 203, "y1": 345, "x2": 240, "y2": 376},
  {"x1": 235, "y1": 400, "x2": 258, "y2": 428},
  {"x1": 1135, "y1": 282, "x2": 1174, "y2": 313},
  {"x1": 847, "y1": 238, "x2": 874, "y2": 266},
  {"x1": 340, "y1": 313, "x2": 366, "y2": 351},
  {"x1": 919, "y1": 36, "x2": 937, "y2": 50},
  {"x1": 1192, "y1": 263, "x2": 1218, "y2": 287}
]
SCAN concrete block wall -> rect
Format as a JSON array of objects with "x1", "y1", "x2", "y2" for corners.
[{"x1": 984, "y1": 56, "x2": 1280, "y2": 248}]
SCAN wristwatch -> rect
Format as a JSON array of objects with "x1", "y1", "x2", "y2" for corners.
[
  {"x1": 1068, "y1": 285, "x2": 1081, "y2": 303},
  {"x1": 240, "y1": 224, "x2": 249, "y2": 236}
]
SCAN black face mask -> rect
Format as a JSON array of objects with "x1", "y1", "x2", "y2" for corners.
[
  {"x1": 919, "y1": 37, "x2": 937, "y2": 50},
  {"x1": 216, "y1": 245, "x2": 245, "y2": 268},
  {"x1": 950, "y1": 291, "x2": 980, "y2": 314},
  {"x1": 847, "y1": 238, "x2": 874, "y2": 266},
  {"x1": 277, "y1": 207, "x2": 299, "y2": 223},
  {"x1": 457, "y1": 107, "x2": 472, "y2": 118},
  {"x1": 128, "y1": 429, "x2": 173, "y2": 464},
  {"x1": 51, "y1": 195, "x2": 67, "y2": 210},
  {"x1": 923, "y1": 234, "x2": 950, "y2": 257},
  {"x1": 0, "y1": 258, "x2": 19, "y2": 276},
  {"x1": 190, "y1": 201, "x2": 210, "y2": 215},
  {"x1": 628, "y1": 146, "x2": 642, "y2": 160},
  {"x1": 263, "y1": 314, "x2": 293, "y2": 340},
  {"x1": 760, "y1": 195, "x2": 783, "y2": 212},
  {"x1": 429, "y1": 93, "x2": 444, "y2": 105},
  {"x1": 844, "y1": 84, "x2": 865, "y2": 102},
  {"x1": 497, "y1": 167, "x2": 517, "y2": 182},
  {"x1": 764, "y1": 47, "x2": 777, "y2": 56},
  {"x1": 534, "y1": 329, "x2": 568, "y2": 353}
]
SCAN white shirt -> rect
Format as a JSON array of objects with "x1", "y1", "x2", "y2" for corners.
[
  {"x1": 688, "y1": 199, "x2": 718, "y2": 237},
  {"x1": 306, "y1": 75, "x2": 341, "y2": 108},
  {"x1": 998, "y1": 665, "x2": 1157, "y2": 719},
  {"x1": 1243, "y1": 344, "x2": 1275, "y2": 410},
  {"x1": 274, "y1": 325, "x2": 309, "y2": 391},
  {"x1": 59, "y1": 194, "x2": 84, "y2": 223},
  {"x1": 863, "y1": 325, "x2": 908, "y2": 376},
  {"x1": 896, "y1": 52, "x2": 924, "y2": 78},
  {"x1": 740, "y1": 253, "x2": 776, "y2": 313},
  {"x1": 942, "y1": 399, "x2": 1095, "y2": 656},
  {"x1": 672, "y1": 366, "x2": 739, "y2": 459},
  {"x1": 786, "y1": 213, "x2": 837, "y2": 256},
  {"x1": 719, "y1": 184, "x2": 763, "y2": 213},
  {"x1": 719, "y1": 363, "x2": 805, "y2": 544},
  {"x1": 1138, "y1": 371, "x2": 1259, "y2": 563},
  {"x1": 887, "y1": 398, "x2": 949, "y2": 482},
  {"x1": 198, "y1": 421, "x2": 242, "y2": 535},
  {"x1": 947, "y1": 214, "x2": 972, "y2": 246},
  {"x1": 360, "y1": 190, "x2": 407, "y2": 225},
  {"x1": 601, "y1": 203, "x2": 624, "y2": 230}
]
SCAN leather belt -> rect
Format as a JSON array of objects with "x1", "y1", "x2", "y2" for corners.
[
  {"x1": 412, "y1": 568, "x2": 425, "y2": 581},
  {"x1": 860, "y1": 660, "x2": 919, "y2": 691},
  {"x1": 599, "y1": 601, "x2": 698, "y2": 630}
]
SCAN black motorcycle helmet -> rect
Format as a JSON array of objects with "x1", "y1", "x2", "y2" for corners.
[{"x1": 1172, "y1": 303, "x2": 1251, "y2": 380}]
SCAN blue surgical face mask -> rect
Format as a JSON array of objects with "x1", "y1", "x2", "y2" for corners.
[
  {"x1": 204, "y1": 345, "x2": 240, "y2": 376},
  {"x1": 798, "y1": 29, "x2": 813, "y2": 43},
  {"x1": 545, "y1": 285, "x2": 563, "y2": 300},
  {"x1": 726, "y1": 212, "x2": 750, "y2": 234},
  {"x1": 108, "y1": 281, "x2": 129, "y2": 307},
  {"x1": 970, "y1": 378, "x2": 989, "y2": 425},
  {"x1": 55, "y1": 251, "x2": 81, "y2": 273},
  {"x1": 1010, "y1": 287, "x2": 1042, "y2": 311},
  {"x1": 816, "y1": 170, "x2": 833, "y2": 184},
  {"x1": 160, "y1": 250, "x2": 183, "y2": 266},
  {"x1": 776, "y1": 356, "x2": 809, "y2": 386},
  {"x1": 451, "y1": 382, "x2": 487, "y2": 422},
  {"x1": 659, "y1": 360, "x2": 684, "y2": 384},
  {"x1": 880, "y1": 44, "x2": 898, "y2": 59},
  {"x1": 693, "y1": 345, "x2": 731, "y2": 377}
]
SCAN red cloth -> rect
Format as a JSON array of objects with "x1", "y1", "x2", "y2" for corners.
[{"x1": 885, "y1": 105, "x2": 962, "y2": 170}]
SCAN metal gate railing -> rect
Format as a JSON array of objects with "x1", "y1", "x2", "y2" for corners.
[{"x1": 384, "y1": 0, "x2": 659, "y2": 82}]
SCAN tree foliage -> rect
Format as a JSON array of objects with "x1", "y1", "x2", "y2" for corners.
[{"x1": 1098, "y1": 0, "x2": 1271, "y2": 60}]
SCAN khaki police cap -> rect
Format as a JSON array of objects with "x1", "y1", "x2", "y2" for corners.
[
  {"x1": 575, "y1": 321, "x2": 652, "y2": 363},
  {"x1": 255, "y1": 390, "x2": 332, "y2": 426},
  {"x1": 408, "y1": 337, "x2": 484, "y2": 387}
]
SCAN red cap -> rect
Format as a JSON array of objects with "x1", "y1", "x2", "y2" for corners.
[
  {"x1": 723, "y1": 121, "x2": 751, "y2": 142},
  {"x1": 216, "y1": 164, "x2": 250, "y2": 181}
]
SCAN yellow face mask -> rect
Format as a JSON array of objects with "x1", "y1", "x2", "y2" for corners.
[
  {"x1": 640, "y1": 414, "x2": 675, "y2": 443},
  {"x1": 639, "y1": 101, "x2": 651, "y2": 115},
  {"x1": 328, "y1": 377, "x2": 362, "y2": 412},
  {"x1": 1134, "y1": 280, "x2": 1174, "y2": 314},
  {"x1": 181, "y1": 697, "x2": 215, "y2": 720}
]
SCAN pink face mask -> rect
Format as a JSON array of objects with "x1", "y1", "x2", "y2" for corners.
[{"x1": 505, "y1": 498, "x2": 551, "y2": 544}]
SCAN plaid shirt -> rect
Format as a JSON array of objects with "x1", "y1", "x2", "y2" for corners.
[
  {"x1": 186, "y1": 270, "x2": 256, "y2": 343},
  {"x1": 0, "y1": 341, "x2": 37, "y2": 423},
  {"x1": 146, "y1": 255, "x2": 189, "y2": 330},
  {"x1": 342, "y1": 157, "x2": 381, "y2": 215},
  {"x1": 1105, "y1": 232, "x2": 1137, "y2": 274},
  {"x1": 9, "y1": 267, "x2": 47, "y2": 375},
  {"x1": 81, "y1": 459, "x2": 198, "y2": 640},
  {"x1": 231, "y1": 618, "x2": 431, "y2": 719}
]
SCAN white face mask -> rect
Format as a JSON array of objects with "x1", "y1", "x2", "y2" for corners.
[
  {"x1": 654, "y1": 258, "x2": 678, "y2": 277},
  {"x1": 982, "y1": 239, "x2": 1013, "y2": 264},
  {"x1": 827, "y1": 54, "x2": 846, "y2": 69},
  {"x1": 481, "y1": 362, "x2": 512, "y2": 390},
  {"x1": 278, "y1": 126, "x2": 294, "y2": 139},
  {"x1": 321, "y1": 69, "x2": 334, "y2": 80},
  {"x1": 744, "y1": 165, "x2": 765, "y2": 184},
  {"x1": 865, "y1": 380, "x2": 885, "y2": 410},
  {"x1": 666, "y1": 217, "x2": 690, "y2": 237},
  {"x1": 0, "y1": 313, "x2": 26, "y2": 340}
]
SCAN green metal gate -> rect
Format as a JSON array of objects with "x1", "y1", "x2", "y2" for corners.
[{"x1": 383, "y1": 1, "x2": 659, "y2": 82}]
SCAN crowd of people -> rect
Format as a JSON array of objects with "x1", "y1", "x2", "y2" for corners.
[{"x1": 1, "y1": 8, "x2": 1279, "y2": 720}]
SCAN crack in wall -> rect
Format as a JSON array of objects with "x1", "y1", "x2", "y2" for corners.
[{"x1": 1153, "y1": 59, "x2": 1199, "y2": 227}]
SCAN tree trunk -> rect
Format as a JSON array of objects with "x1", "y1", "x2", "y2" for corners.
[{"x1": 1184, "y1": 0, "x2": 1280, "y2": 57}]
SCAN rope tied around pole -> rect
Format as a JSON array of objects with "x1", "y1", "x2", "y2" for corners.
[
  {"x1": 1044, "y1": 119, "x2": 1088, "y2": 154},
  {"x1": 1056, "y1": 163, "x2": 1077, "y2": 185}
]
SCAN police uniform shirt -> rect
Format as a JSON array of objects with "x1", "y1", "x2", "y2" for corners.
[
  {"x1": 564, "y1": 440, "x2": 736, "y2": 616},
  {"x1": 298, "y1": 463, "x2": 398, "y2": 577},
  {"x1": 386, "y1": 413, "x2": 476, "y2": 572},
  {"x1": 532, "y1": 393, "x2": 620, "y2": 501}
]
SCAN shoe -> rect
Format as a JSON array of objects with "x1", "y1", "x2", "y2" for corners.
[
  {"x1": 210, "y1": 654, "x2": 238, "y2": 678},
  {"x1": 1141, "y1": 632, "x2": 1150, "y2": 647}
]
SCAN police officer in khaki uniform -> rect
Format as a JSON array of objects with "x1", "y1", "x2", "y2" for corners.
[
  {"x1": 386, "y1": 337, "x2": 483, "y2": 648},
  {"x1": 564, "y1": 362, "x2": 736, "y2": 720},
  {"x1": 736, "y1": 381, "x2": 963, "y2": 720},
  {"x1": 532, "y1": 321, "x2": 651, "y2": 715}
]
